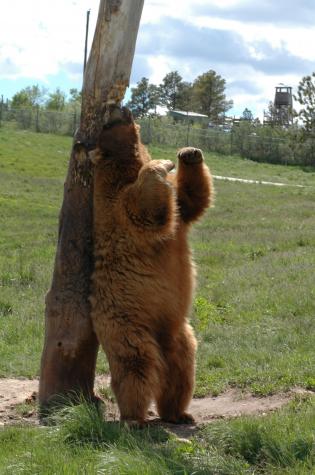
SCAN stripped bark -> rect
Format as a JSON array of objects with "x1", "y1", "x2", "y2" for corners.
[{"x1": 39, "y1": 0, "x2": 144, "y2": 409}]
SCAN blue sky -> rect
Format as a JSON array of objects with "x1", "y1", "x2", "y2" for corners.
[{"x1": 1, "y1": 0, "x2": 315, "y2": 119}]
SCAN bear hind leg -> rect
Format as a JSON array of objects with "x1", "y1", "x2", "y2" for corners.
[
  {"x1": 102, "y1": 332, "x2": 163, "y2": 426},
  {"x1": 111, "y1": 371, "x2": 152, "y2": 426},
  {"x1": 156, "y1": 324, "x2": 197, "y2": 424}
]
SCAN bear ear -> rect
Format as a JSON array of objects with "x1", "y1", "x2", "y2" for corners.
[
  {"x1": 73, "y1": 142, "x2": 88, "y2": 163},
  {"x1": 88, "y1": 149, "x2": 102, "y2": 164},
  {"x1": 73, "y1": 142, "x2": 101, "y2": 164}
]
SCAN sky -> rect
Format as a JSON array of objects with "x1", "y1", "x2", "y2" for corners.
[{"x1": 1, "y1": 0, "x2": 315, "y2": 119}]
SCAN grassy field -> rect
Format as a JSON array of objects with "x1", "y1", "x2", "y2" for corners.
[
  {"x1": 0, "y1": 395, "x2": 314, "y2": 474},
  {"x1": 0, "y1": 125, "x2": 314, "y2": 474}
]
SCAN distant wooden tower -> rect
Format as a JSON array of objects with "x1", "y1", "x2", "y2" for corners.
[
  {"x1": 274, "y1": 85, "x2": 293, "y2": 126},
  {"x1": 264, "y1": 84, "x2": 293, "y2": 126}
]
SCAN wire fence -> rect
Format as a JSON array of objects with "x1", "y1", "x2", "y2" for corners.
[
  {"x1": 0, "y1": 106, "x2": 80, "y2": 136},
  {"x1": 1, "y1": 106, "x2": 315, "y2": 166},
  {"x1": 139, "y1": 118, "x2": 315, "y2": 166}
]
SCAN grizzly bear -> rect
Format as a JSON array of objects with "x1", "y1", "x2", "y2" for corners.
[{"x1": 89, "y1": 107, "x2": 213, "y2": 425}]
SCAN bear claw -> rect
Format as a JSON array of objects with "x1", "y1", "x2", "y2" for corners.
[
  {"x1": 177, "y1": 147, "x2": 203, "y2": 164},
  {"x1": 104, "y1": 106, "x2": 133, "y2": 128},
  {"x1": 121, "y1": 418, "x2": 149, "y2": 429},
  {"x1": 162, "y1": 412, "x2": 195, "y2": 425}
]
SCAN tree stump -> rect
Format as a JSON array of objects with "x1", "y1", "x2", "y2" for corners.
[{"x1": 39, "y1": 0, "x2": 144, "y2": 409}]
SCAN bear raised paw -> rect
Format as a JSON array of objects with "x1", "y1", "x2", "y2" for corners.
[{"x1": 89, "y1": 107, "x2": 213, "y2": 425}]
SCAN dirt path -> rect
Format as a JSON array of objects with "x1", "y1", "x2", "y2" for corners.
[
  {"x1": 0, "y1": 377, "x2": 311, "y2": 432},
  {"x1": 213, "y1": 175, "x2": 310, "y2": 188}
]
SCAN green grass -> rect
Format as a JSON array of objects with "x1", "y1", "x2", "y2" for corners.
[
  {"x1": 0, "y1": 128, "x2": 67, "y2": 376},
  {"x1": 0, "y1": 395, "x2": 314, "y2": 474},
  {"x1": 198, "y1": 394, "x2": 315, "y2": 474},
  {"x1": 192, "y1": 181, "x2": 315, "y2": 396},
  {"x1": 150, "y1": 144, "x2": 315, "y2": 186},
  {"x1": 0, "y1": 126, "x2": 315, "y2": 393},
  {"x1": 0, "y1": 125, "x2": 315, "y2": 473}
]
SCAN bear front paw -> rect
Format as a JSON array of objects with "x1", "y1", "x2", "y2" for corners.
[
  {"x1": 177, "y1": 147, "x2": 203, "y2": 164},
  {"x1": 151, "y1": 160, "x2": 175, "y2": 178},
  {"x1": 140, "y1": 160, "x2": 175, "y2": 182}
]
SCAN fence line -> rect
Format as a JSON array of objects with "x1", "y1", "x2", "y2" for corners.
[
  {"x1": 138, "y1": 119, "x2": 315, "y2": 166},
  {"x1": 0, "y1": 107, "x2": 314, "y2": 166},
  {"x1": 0, "y1": 107, "x2": 80, "y2": 136}
]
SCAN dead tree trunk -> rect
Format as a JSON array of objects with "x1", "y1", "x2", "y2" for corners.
[{"x1": 39, "y1": 0, "x2": 144, "y2": 409}]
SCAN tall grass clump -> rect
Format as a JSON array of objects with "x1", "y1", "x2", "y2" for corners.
[
  {"x1": 50, "y1": 397, "x2": 121, "y2": 446},
  {"x1": 47, "y1": 398, "x2": 251, "y2": 474},
  {"x1": 200, "y1": 395, "x2": 315, "y2": 474}
]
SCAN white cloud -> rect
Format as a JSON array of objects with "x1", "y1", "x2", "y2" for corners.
[
  {"x1": 142, "y1": 0, "x2": 211, "y2": 23},
  {"x1": 0, "y1": 0, "x2": 314, "y2": 118},
  {"x1": 0, "y1": 0, "x2": 99, "y2": 80}
]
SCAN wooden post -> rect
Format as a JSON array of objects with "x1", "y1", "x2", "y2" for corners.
[
  {"x1": 35, "y1": 105, "x2": 40, "y2": 133},
  {"x1": 0, "y1": 95, "x2": 4, "y2": 128},
  {"x1": 39, "y1": 0, "x2": 144, "y2": 409}
]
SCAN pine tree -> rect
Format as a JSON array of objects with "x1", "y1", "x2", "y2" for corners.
[
  {"x1": 192, "y1": 70, "x2": 233, "y2": 121},
  {"x1": 126, "y1": 78, "x2": 159, "y2": 117},
  {"x1": 294, "y1": 73, "x2": 315, "y2": 135},
  {"x1": 159, "y1": 71, "x2": 184, "y2": 110},
  {"x1": 242, "y1": 108, "x2": 254, "y2": 121}
]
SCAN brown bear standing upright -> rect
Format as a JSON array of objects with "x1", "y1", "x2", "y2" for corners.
[{"x1": 89, "y1": 107, "x2": 213, "y2": 425}]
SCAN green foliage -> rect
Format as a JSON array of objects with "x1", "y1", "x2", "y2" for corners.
[
  {"x1": 66, "y1": 88, "x2": 82, "y2": 113},
  {"x1": 9, "y1": 85, "x2": 79, "y2": 115},
  {"x1": 159, "y1": 71, "x2": 192, "y2": 111},
  {"x1": 294, "y1": 72, "x2": 315, "y2": 135},
  {"x1": 191, "y1": 69, "x2": 233, "y2": 121},
  {"x1": 69, "y1": 88, "x2": 82, "y2": 103},
  {"x1": 242, "y1": 108, "x2": 254, "y2": 121},
  {"x1": 139, "y1": 117, "x2": 315, "y2": 166},
  {"x1": 11, "y1": 90, "x2": 33, "y2": 109},
  {"x1": 127, "y1": 69, "x2": 232, "y2": 120},
  {"x1": 46, "y1": 87, "x2": 66, "y2": 111},
  {"x1": 176, "y1": 81, "x2": 193, "y2": 112},
  {"x1": 11, "y1": 85, "x2": 47, "y2": 109},
  {"x1": 193, "y1": 296, "x2": 228, "y2": 332},
  {"x1": 223, "y1": 120, "x2": 315, "y2": 166},
  {"x1": 126, "y1": 78, "x2": 160, "y2": 118}
]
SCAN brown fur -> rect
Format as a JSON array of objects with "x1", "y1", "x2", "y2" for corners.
[{"x1": 90, "y1": 109, "x2": 213, "y2": 425}]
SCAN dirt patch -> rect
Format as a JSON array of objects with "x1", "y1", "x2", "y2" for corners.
[
  {"x1": 0, "y1": 377, "x2": 312, "y2": 432},
  {"x1": 0, "y1": 378, "x2": 39, "y2": 425}
]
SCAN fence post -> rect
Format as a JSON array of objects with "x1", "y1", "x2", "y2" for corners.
[
  {"x1": 0, "y1": 95, "x2": 3, "y2": 128},
  {"x1": 186, "y1": 120, "x2": 190, "y2": 146},
  {"x1": 73, "y1": 109, "x2": 77, "y2": 136},
  {"x1": 148, "y1": 115, "x2": 152, "y2": 144},
  {"x1": 36, "y1": 106, "x2": 40, "y2": 132},
  {"x1": 311, "y1": 137, "x2": 315, "y2": 165}
]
